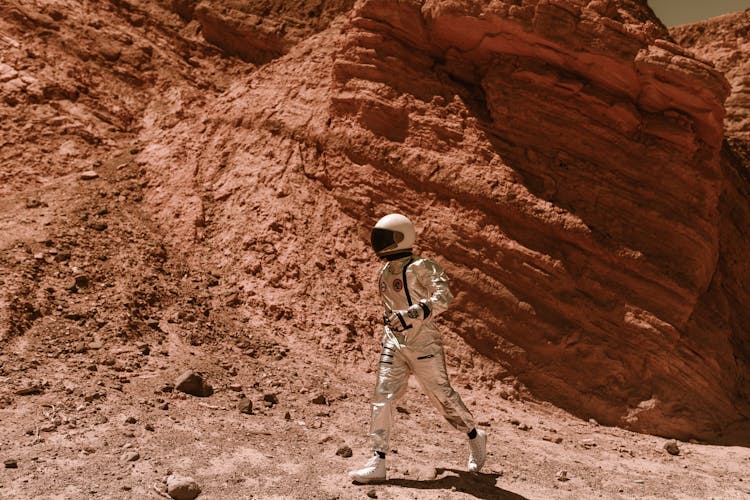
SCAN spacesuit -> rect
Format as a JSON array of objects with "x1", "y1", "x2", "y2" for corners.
[{"x1": 349, "y1": 214, "x2": 487, "y2": 484}]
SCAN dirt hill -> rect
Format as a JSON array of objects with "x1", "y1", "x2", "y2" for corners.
[{"x1": 1, "y1": 1, "x2": 749, "y2": 498}]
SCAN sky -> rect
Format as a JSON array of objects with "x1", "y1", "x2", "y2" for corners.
[{"x1": 648, "y1": 0, "x2": 750, "y2": 26}]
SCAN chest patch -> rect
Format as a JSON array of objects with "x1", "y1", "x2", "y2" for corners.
[{"x1": 392, "y1": 278, "x2": 403, "y2": 291}]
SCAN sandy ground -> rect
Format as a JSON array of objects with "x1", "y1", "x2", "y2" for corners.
[{"x1": 2, "y1": 330, "x2": 749, "y2": 500}]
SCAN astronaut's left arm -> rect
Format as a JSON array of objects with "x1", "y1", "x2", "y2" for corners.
[
  {"x1": 414, "y1": 258, "x2": 453, "y2": 319},
  {"x1": 385, "y1": 258, "x2": 453, "y2": 330}
]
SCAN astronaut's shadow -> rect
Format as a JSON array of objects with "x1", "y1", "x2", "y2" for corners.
[{"x1": 386, "y1": 467, "x2": 528, "y2": 500}]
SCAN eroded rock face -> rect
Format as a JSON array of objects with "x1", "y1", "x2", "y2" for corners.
[
  {"x1": 182, "y1": 0, "x2": 356, "y2": 63},
  {"x1": 671, "y1": 9, "x2": 750, "y2": 143},
  {"x1": 670, "y1": 8, "x2": 750, "y2": 444},
  {"x1": 138, "y1": 0, "x2": 750, "y2": 442},
  {"x1": 1, "y1": 0, "x2": 748, "y2": 443}
]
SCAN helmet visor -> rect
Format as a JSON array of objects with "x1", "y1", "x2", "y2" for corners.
[{"x1": 371, "y1": 228, "x2": 403, "y2": 254}]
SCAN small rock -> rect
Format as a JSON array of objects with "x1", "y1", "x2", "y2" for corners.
[
  {"x1": 556, "y1": 470, "x2": 570, "y2": 482},
  {"x1": 145, "y1": 424, "x2": 155, "y2": 432},
  {"x1": 74, "y1": 274, "x2": 90, "y2": 289},
  {"x1": 99, "y1": 44, "x2": 121, "y2": 62},
  {"x1": 238, "y1": 398, "x2": 252, "y2": 415},
  {"x1": 580, "y1": 439, "x2": 596, "y2": 449},
  {"x1": 120, "y1": 451, "x2": 140, "y2": 462},
  {"x1": 228, "y1": 384, "x2": 243, "y2": 392},
  {"x1": 311, "y1": 394, "x2": 328, "y2": 405},
  {"x1": 0, "y1": 63, "x2": 18, "y2": 82},
  {"x1": 518, "y1": 423, "x2": 531, "y2": 431},
  {"x1": 263, "y1": 393, "x2": 278, "y2": 405},
  {"x1": 90, "y1": 222, "x2": 108, "y2": 231},
  {"x1": 15, "y1": 385, "x2": 43, "y2": 396},
  {"x1": 588, "y1": 418, "x2": 599, "y2": 426},
  {"x1": 166, "y1": 474, "x2": 201, "y2": 500},
  {"x1": 80, "y1": 170, "x2": 99, "y2": 180},
  {"x1": 174, "y1": 371, "x2": 213, "y2": 397},
  {"x1": 64, "y1": 278, "x2": 78, "y2": 292},
  {"x1": 125, "y1": 416, "x2": 137, "y2": 424},
  {"x1": 284, "y1": 411, "x2": 291, "y2": 420},
  {"x1": 55, "y1": 252, "x2": 71, "y2": 262},
  {"x1": 396, "y1": 406, "x2": 410, "y2": 415},
  {"x1": 336, "y1": 446, "x2": 352, "y2": 458},
  {"x1": 25, "y1": 198, "x2": 42, "y2": 209},
  {"x1": 4, "y1": 459, "x2": 18, "y2": 468},
  {"x1": 408, "y1": 465, "x2": 438, "y2": 480},
  {"x1": 366, "y1": 489, "x2": 378, "y2": 499},
  {"x1": 664, "y1": 440, "x2": 680, "y2": 456},
  {"x1": 136, "y1": 343, "x2": 150, "y2": 355}
]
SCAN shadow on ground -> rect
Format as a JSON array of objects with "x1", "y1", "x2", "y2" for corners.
[{"x1": 386, "y1": 468, "x2": 527, "y2": 500}]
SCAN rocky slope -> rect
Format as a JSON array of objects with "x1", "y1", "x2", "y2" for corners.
[{"x1": 1, "y1": 0, "x2": 748, "y2": 463}]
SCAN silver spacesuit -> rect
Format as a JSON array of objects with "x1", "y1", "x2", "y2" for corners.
[
  {"x1": 370, "y1": 254, "x2": 476, "y2": 454},
  {"x1": 349, "y1": 213, "x2": 486, "y2": 484}
]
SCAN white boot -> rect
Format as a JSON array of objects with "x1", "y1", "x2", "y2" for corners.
[
  {"x1": 468, "y1": 429, "x2": 487, "y2": 472},
  {"x1": 349, "y1": 454, "x2": 386, "y2": 483}
]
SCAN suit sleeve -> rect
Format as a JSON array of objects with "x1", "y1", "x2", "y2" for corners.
[{"x1": 414, "y1": 258, "x2": 453, "y2": 317}]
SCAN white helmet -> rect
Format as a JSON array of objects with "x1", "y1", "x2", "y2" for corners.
[{"x1": 371, "y1": 214, "x2": 415, "y2": 258}]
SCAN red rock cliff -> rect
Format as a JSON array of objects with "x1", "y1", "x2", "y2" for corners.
[
  {"x1": 2, "y1": 0, "x2": 747, "y2": 443},
  {"x1": 133, "y1": 0, "x2": 750, "y2": 442}
]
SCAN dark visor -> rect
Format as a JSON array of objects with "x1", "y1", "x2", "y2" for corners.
[{"x1": 371, "y1": 228, "x2": 403, "y2": 254}]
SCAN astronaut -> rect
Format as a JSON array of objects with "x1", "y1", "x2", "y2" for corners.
[{"x1": 349, "y1": 213, "x2": 487, "y2": 484}]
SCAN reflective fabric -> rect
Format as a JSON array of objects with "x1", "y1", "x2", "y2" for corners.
[{"x1": 369, "y1": 255, "x2": 475, "y2": 453}]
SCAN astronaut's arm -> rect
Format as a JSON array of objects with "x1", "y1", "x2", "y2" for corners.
[{"x1": 416, "y1": 258, "x2": 453, "y2": 318}]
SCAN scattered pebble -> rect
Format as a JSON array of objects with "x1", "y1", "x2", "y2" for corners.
[
  {"x1": 125, "y1": 416, "x2": 137, "y2": 424},
  {"x1": 556, "y1": 470, "x2": 570, "y2": 482},
  {"x1": 542, "y1": 435, "x2": 563, "y2": 444},
  {"x1": 4, "y1": 459, "x2": 18, "y2": 468},
  {"x1": 336, "y1": 446, "x2": 352, "y2": 458},
  {"x1": 120, "y1": 451, "x2": 140, "y2": 462},
  {"x1": 166, "y1": 474, "x2": 201, "y2": 500},
  {"x1": 263, "y1": 393, "x2": 278, "y2": 406},
  {"x1": 238, "y1": 398, "x2": 253, "y2": 415},
  {"x1": 366, "y1": 489, "x2": 378, "y2": 498},
  {"x1": 80, "y1": 170, "x2": 99, "y2": 180},
  {"x1": 174, "y1": 371, "x2": 213, "y2": 397},
  {"x1": 15, "y1": 385, "x2": 43, "y2": 396},
  {"x1": 311, "y1": 394, "x2": 328, "y2": 405},
  {"x1": 664, "y1": 440, "x2": 680, "y2": 456},
  {"x1": 588, "y1": 418, "x2": 599, "y2": 426},
  {"x1": 145, "y1": 424, "x2": 155, "y2": 432},
  {"x1": 396, "y1": 406, "x2": 410, "y2": 415}
]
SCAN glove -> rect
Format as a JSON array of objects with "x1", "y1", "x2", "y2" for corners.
[{"x1": 385, "y1": 301, "x2": 431, "y2": 332}]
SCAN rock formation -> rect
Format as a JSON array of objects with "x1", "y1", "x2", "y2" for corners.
[{"x1": 1, "y1": 0, "x2": 748, "y2": 443}]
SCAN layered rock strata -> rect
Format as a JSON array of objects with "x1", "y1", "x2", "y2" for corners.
[{"x1": 138, "y1": 0, "x2": 748, "y2": 441}]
